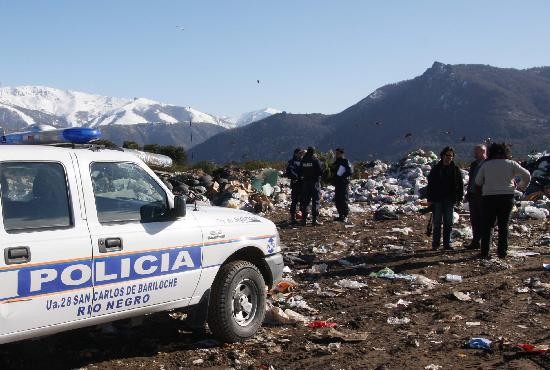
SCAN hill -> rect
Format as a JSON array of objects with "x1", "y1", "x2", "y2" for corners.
[{"x1": 191, "y1": 62, "x2": 550, "y2": 162}]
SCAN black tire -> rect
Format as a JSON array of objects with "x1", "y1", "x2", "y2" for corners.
[{"x1": 207, "y1": 260, "x2": 266, "y2": 342}]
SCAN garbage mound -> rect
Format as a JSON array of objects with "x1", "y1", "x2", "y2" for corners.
[
  {"x1": 156, "y1": 166, "x2": 281, "y2": 213},
  {"x1": 152, "y1": 149, "x2": 549, "y2": 219},
  {"x1": 524, "y1": 151, "x2": 550, "y2": 201}
]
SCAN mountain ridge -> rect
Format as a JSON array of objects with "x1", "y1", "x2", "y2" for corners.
[
  {"x1": 0, "y1": 85, "x2": 280, "y2": 131},
  {"x1": 190, "y1": 62, "x2": 550, "y2": 162}
]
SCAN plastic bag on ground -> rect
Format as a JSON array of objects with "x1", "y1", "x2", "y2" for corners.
[
  {"x1": 387, "y1": 317, "x2": 411, "y2": 325},
  {"x1": 335, "y1": 279, "x2": 367, "y2": 289},
  {"x1": 370, "y1": 267, "x2": 416, "y2": 282},
  {"x1": 308, "y1": 264, "x2": 328, "y2": 274},
  {"x1": 468, "y1": 338, "x2": 492, "y2": 349},
  {"x1": 262, "y1": 183, "x2": 275, "y2": 196},
  {"x1": 284, "y1": 309, "x2": 308, "y2": 323},
  {"x1": 411, "y1": 274, "x2": 439, "y2": 289},
  {"x1": 523, "y1": 206, "x2": 548, "y2": 220},
  {"x1": 264, "y1": 306, "x2": 293, "y2": 325},
  {"x1": 445, "y1": 274, "x2": 463, "y2": 282}
]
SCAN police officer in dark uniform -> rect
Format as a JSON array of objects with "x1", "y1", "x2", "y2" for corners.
[
  {"x1": 300, "y1": 146, "x2": 323, "y2": 226},
  {"x1": 285, "y1": 148, "x2": 304, "y2": 224},
  {"x1": 331, "y1": 148, "x2": 352, "y2": 222}
]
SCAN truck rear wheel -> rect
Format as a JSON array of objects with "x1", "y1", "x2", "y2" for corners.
[{"x1": 207, "y1": 260, "x2": 266, "y2": 342}]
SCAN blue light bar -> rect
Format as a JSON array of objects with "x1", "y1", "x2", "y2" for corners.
[
  {"x1": 1, "y1": 127, "x2": 101, "y2": 145},
  {"x1": 62, "y1": 128, "x2": 101, "y2": 144}
]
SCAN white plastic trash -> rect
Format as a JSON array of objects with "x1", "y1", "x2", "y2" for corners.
[
  {"x1": 262, "y1": 183, "x2": 275, "y2": 197},
  {"x1": 445, "y1": 274, "x2": 463, "y2": 282},
  {"x1": 523, "y1": 206, "x2": 547, "y2": 220},
  {"x1": 387, "y1": 317, "x2": 411, "y2": 325},
  {"x1": 453, "y1": 211, "x2": 460, "y2": 224},
  {"x1": 335, "y1": 279, "x2": 367, "y2": 289}
]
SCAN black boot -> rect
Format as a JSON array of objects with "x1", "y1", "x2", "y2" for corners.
[
  {"x1": 300, "y1": 213, "x2": 307, "y2": 226},
  {"x1": 312, "y1": 215, "x2": 323, "y2": 226}
]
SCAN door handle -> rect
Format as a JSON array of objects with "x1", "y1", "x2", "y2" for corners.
[
  {"x1": 4, "y1": 246, "x2": 31, "y2": 265},
  {"x1": 98, "y1": 238, "x2": 123, "y2": 253}
]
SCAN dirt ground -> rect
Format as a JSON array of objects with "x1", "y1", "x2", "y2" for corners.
[{"x1": 1, "y1": 209, "x2": 549, "y2": 370}]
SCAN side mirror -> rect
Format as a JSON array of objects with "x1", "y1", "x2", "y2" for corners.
[{"x1": 173, "y1": 195, "x2": 186, "y2": 218}]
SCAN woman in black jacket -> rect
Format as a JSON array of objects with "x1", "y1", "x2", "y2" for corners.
[{"x1": 427, "y1": 147, "x2": 464, "y2": 250}]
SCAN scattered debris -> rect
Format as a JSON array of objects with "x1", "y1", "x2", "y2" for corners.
[
  {"x1": 445, "y1": 274, "x2": 463, "y2": 282},
  {"x1": 387, "y1": 317, "x2": 411, "y2": 325},
  {"x1": 335, "y1": 279, "x2": 368, "y2": 289},
  {"x1": 310, "y1": 328, "x2": 368, "y2": 342},
  {"x1": 468, "y1": 338, "x2": 492, "y2": 349},
  {"x1": 453, "y1": 291, "x2": 471, "y2": 301},
  {"x1": 307, "y1": 321, "x2": 338, "y2": 329},
  {"x1": 308, "y1": 264, "x2": 329, "y2": 274}
]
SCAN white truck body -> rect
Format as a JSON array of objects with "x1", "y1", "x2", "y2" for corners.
[{"x1": 0, "y1": 145, "x2": 282, "y2": 344}]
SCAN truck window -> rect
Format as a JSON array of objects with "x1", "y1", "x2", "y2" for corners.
[
  {"x1": 90, "y1": 162, "x2": 168, "y2": 223},
  {"x1": 0, "y1": 162, "x2": 72, "y2": 232}
]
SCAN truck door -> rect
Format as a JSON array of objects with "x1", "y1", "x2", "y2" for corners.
[
  {"x1": 79, "y1": 159, "x2": 203, "y2": 317},
  {"x1": 0, "y1": 154, "x2": 93, "y2": 340}
]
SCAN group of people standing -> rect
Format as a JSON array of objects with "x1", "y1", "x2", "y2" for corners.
[
  {"x1": 427, "y1": 142, "x2": 531, "y2": 259},
  {"x1": 285, "y1": 147, "x2": 352, "y2": 226},
  {"x1": 286, "y1": 142, "x2": 532, "y2": 260}
]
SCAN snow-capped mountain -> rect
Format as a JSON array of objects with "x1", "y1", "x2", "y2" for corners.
[
  {"x1": 0, "y1": 86, "x2": 278, "y2": 131},
  {"x1": 0, "y1": 86, "x2": 283, "y2": 149},
  {"x1": 227, "y1": 107, "x2": 283, "y2": 127},
  {"x1": 88, "y1": 97, "x2": 235, "y2": 128},
  {"x1": 0, "y1": 86, "x2": 128, "y2": 127}
]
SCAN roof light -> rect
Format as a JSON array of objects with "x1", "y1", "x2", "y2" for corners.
[{"x1": 1, "y1": 127, "x2": 101, "y2": 145}]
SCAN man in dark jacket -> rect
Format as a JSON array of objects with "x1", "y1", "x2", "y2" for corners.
[
  {"x1": 331, "y1": 148, "x2": 353, "y2": 222},
  {"x1": 465, "y1": 144, "x2": 486, "y2": 249},
  {"x1": 427, "y1": 146, "x2": 464, "y2": 250},
  {"x1": 286, "y1": 148, "x2": 304, "y2": 224},
  {"x1": 300, "y1": 146, "x2": 323, "y2": 226}
]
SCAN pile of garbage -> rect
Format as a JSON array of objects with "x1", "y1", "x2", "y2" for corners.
[
  {"x1": 526, "y1": 151, "x2": 550, "y2": 181},
  {"x1": 157, "y1": 167, "x2": 283, "y2": 213},
  {"x1": 320, "y1": 149, "x2": 466, "y2": 218},
  {"x1": 152, "y1": 149, "x2": 549, "y2": 219},
  {"x1": 519, "y1": 150, "x2": 550, "y2": 219}
]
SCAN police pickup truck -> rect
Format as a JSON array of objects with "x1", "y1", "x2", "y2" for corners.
[{"x1": 0, "y1": 144, "x2": 283, "y2": 344}]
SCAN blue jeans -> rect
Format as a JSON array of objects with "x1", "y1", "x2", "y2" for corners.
[{"x1": 432, "y1": 200, "x2": 454, "y2": 249}]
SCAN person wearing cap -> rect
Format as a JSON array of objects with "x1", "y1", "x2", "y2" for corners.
[
  {"x1": 464, "y1": 144, "x2": 486, "y2": 250},
  {"x1": 331, "y1": 148, "x2": 353, "y2": 222},
  {"x1": 426, "y1": 146, "x2": 464, "y2": 251},
  {"x1": 299, "y1": 146, "x2": 323, "y2": 226},
  {"x1": 285, "y1": 148, "x2": 305, "y2": 224}
]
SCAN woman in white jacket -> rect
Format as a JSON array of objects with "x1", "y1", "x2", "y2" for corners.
[{"x1": 475, "y1": 143, "x2": 531, "y2": 259}]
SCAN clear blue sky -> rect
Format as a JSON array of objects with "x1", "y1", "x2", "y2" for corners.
[{"x1": 1, "y1": 0, "x2": 549, "y2": 116}]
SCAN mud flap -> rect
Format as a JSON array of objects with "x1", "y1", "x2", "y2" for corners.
[{"x1": 185, "y1": 289, "x2": 210, "y2": 333}]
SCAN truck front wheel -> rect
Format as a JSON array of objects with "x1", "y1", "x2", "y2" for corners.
[{"x1": 207, "y1": 260, "x2": 266, "y2": 342}]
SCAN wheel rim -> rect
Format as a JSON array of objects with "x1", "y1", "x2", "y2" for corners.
[{"x1": 231, "y1": 278, "x2": 258, "y2": 327}]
